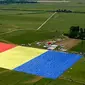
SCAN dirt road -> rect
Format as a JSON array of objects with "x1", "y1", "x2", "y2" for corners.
[{"x1": 57, "y1": 38, "x2": 81, "y2": 50}]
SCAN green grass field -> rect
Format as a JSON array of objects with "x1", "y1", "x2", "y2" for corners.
[
  {"x1": 0, "y1": 10, "x2": 85, "y2": 44},
  {"x1": 71, "y1": 40, "x2": 85, "y2": 52},
  {"x1": 0, "y1": 30, "x2": 61, "y2": 44},
  {"x1": 0, "y1": 1, "x2": 85, "y2": 85}
]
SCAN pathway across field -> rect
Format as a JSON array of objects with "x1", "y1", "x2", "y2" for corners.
[
  {"x1": 0, "y1": 29, "x2": 32, "y2": 36},
  {"x1": 37, "y1": 12, "x2": 57, "y2": 30},
  {"x1": 0, "y1": 12, "x2": 57, "y2": 35}
]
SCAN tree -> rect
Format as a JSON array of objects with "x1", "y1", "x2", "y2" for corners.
[
  {"x1": 69, "y1": 26, "x2": 85, "y2": 39},
  {"x1": 69, "y1": 26, "x2": 80, "y2": 38},
  {"x1": 79, "y1": 28, "x2": 84, "y2": 39}
]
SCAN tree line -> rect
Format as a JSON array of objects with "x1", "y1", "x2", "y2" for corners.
[
  {"x1": 0, "y1": 0, "x2": 37, "y2": 4},
  {"x1": 56, "y1": 9, "x2": 72, "y2": 13},
  {"x1": 48, "y1": 9, "x2": 72, "y2": 13},
  {"x1": 69, "y1": 26, "x2": 85, "y2": 40},
  {"x1": 48, "y1": 9, "x2": 85, "y2": 14}
]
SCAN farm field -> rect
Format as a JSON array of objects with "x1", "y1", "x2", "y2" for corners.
[
  {"x1": 0, "y1": 0, "x2": 85, "y2": 85},
  {"x1": 0, "y1": 10, "x2": 85, "y2": 44}
]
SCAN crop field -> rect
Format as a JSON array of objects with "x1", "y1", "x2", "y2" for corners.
[
  {"x1": 0, "y1": 0, "x2": 85, "y2": 85},
  {"x1": 0, "y1": 9, "x2": 85, "y2": 44}
]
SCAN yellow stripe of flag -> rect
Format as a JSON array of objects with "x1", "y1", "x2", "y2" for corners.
[{"x1": 0, "y1": 46, "x2": 47, "y2": 69}]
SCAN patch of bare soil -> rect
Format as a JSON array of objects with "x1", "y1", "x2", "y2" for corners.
[
  {"x1": 57, "y1": 38, "x2": 81, "y2": 50},
  {"x1": 23, "y1": 76, "x2": 42, "y2": 84}
]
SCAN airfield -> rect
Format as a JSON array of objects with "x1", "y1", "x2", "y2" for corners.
[{"x1": 0, "y1": 0, "x2": 85, "y2": 85}]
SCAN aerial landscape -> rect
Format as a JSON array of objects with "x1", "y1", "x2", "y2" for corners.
[{"x1": 0, "y1": 0, "x2": 85, "y2": 85}]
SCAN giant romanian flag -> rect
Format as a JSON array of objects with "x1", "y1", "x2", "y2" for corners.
[{"x1": 0, "y1": 42, "x2": 82, "y2": 79}]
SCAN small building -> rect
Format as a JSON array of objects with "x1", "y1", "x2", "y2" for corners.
[{"x1": 48, "y1": 45, "x2": 58, "y2": 50}]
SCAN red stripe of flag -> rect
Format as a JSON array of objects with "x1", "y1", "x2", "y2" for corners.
[{"x1": 0, "y1": 42, "x2": 16, "y2": 53}]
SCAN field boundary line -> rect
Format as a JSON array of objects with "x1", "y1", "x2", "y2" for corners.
[
  {"x1": 0, "y1": 29, "x2": 32, "y2": 36},
  {"x1": 0, "y1": 29, "x2": 18, "y2": 36},
  {"x1": 0, "y1": 39, "x2": 13, "y2": 44},
  {"x1": 59, "y1": 76, "x2": 85, "y2": 84},
  {"x1": 37, "y1": 12, "x2": 56, "y2": 30},
  {"x1": 0, "y1": 70, "x2": 11, "y2": 74}
]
